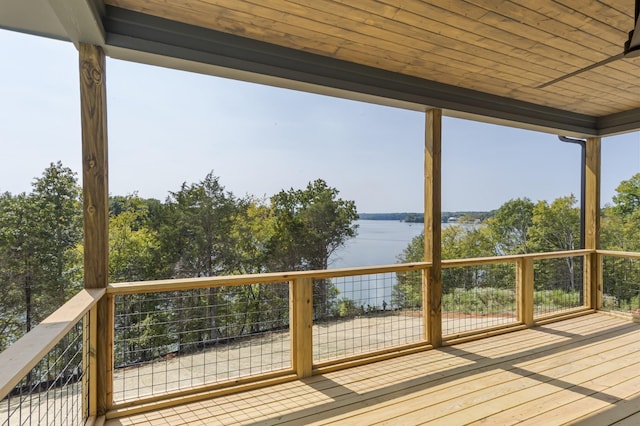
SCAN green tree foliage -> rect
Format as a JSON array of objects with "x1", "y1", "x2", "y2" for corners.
[
  {"x1": 601, "y1": 173, "x2": 640, "y2": 310},
  {"x1": 393, "y1": 196, "x2": 581, "y2": 310},
  {"x1": 485, "y1": 198, "x2": 534, "y2": 255},
  {"x1": 109, "y1": 194, "x2": 161, "y2": 282},
  {"x1": 0, "y1": 163, "x2": 82, "y2": 350},
  {"x1": 528, "y1": 195, "x2": 580, "y2": 253},
  {"x1": 612, "y1": 173, "x2": 640, "y2": 217},
  {"x1": 268, "y1": 179, "x2": 358, "y2": 318},
  {"x1": 268, "y1": 179, "x2": 358, "y2": 271},
  {"x1": 602, "y1": 173, "x2": 640, "y2": 252}
]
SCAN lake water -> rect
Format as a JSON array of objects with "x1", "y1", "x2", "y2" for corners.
[
  {"x1": 327, "y1": 219, "x2": 425, "y2": 308},
  {"x1": 329, "y1": 219, "x2": 425, "y2": 269}
]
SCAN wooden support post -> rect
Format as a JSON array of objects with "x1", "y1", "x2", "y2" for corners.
[
  {"x1": 291, "y1": 278, "x2": 313, "y2": 378},
  {"x1": 80, "y1": 43, "x2": 109, "y2": 416},
  {"x1": 585, "y1": 137, "x2": 601, "y2": 309},
  {"x1": 424, "y1": 109, "x2": 442, "y2": 347},
  {"x1": 516, "y1": 258, "x2": 534, "y2": 327}
]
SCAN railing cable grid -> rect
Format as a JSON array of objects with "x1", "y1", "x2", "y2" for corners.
[
  {"x1": 533, "y1": 256, "x2": 584, "y2": 317},
  {"x1": 442, "y1": 263, "x2": 517, "y2": 336},
  {"x1": 113, "y1": 283, "x2": 291, "y2": 402},
  {"x1": 601, "y1": 256, "x2": 640, "y2": 314},
  {"x1": 313, "y1": 271, "x2": 424, "y2": 362},
  {"x1": 0, "y1": 318, "x2": 87, "y2": 426}
]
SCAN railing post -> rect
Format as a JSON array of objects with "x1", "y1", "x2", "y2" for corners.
[
  {"x1": 291, "y1": 278, "x2": 313, "y2": 378},
  {"x1": 517, "y1": 258, "x2": 534, "y2": 327},
  {"x1": 106, "y1": 294, "x2": 115, "y2": 408},
  {"x1": 585, "y1": 251, "x2": 602, "y2": 309},
  {"x1": 585, "y1": 137, "x2": 600, "y2": 309},
  {"x1": 424, "y1": 109, "x2": 442, "y2": 347},
  {"x1": 86, "y1": 304, "x2": 98, "y2": 419}
]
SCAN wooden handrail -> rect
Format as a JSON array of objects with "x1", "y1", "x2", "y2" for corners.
[
  {"x1": 441, "y1": 249, "x2": 593, "y2": 268},
  {"x1": 0, "y1": 288, "x2": 105, "y2": 400},
  {"x1": 106, "y1": 250, "x2": 595, "y2": 295},
  {"x1": 597, "y1": 249, "x2": 640, "y2": 259},
  {"x1": 107, "y1": 262, "x2": 432, "y2": 295}
]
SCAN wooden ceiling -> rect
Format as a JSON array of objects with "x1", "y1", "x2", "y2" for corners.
[
  {"x1": 103, "y1": 0, "x2": 640, "y2": 118},
  {"x1": 3, "y1": 0, "x2": 640, "y2": 135}
]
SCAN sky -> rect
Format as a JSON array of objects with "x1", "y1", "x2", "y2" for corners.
[{"x1": 1, "y1": 30, "x2": 639, "y2": 213}]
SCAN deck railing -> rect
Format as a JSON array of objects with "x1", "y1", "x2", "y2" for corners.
[
  {"x1": 0, "y1": 249, "x2": 607, "y2": 423},
  {"x1": 0, "y1": 289, "x2": 104, "y2": 426},
  {"x1": 598, "y1": 250, "x2": 640, "y2": 317}
]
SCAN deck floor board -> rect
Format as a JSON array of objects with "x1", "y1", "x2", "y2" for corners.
[{"x1": 106, "y1": 313, "x2": 640, "y2": 425}]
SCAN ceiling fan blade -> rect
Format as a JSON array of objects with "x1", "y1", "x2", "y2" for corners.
[
  {"x1": 536, "y1": 53, "x2": 624, "y2": 89},
  {"x1": 626, "y1": 0, "x2": 640, "y2": 52}
]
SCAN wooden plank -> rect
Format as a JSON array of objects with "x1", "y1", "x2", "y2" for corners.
[
  {"x1": 104, "y1": 0, "x2": 638, "y2": 115},
  {"x1": 105, "y1": 314, "x2": 638, "y2": 425},
  {"x1": 0, "y1": 289, "x2": 104, "y2": 400},
  {"x1": 291, "y1": 278, "x2": 313, "y2": 378},
  {"x1": 425, "y1": 109, "x2": 442, "y2": 347},
  {"x1": 468, "y1": 362, "x2": 640, "y2": 424},
  {"x1": 312, "y1": 319, "x2": 640, "y2": 425}
]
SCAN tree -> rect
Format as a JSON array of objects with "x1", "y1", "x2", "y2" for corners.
[
  {"x1": 269, "y1": 179, "x2": 358, "y2": 317},
  {"x1": 30, "y1": 162, "x2": 83, "y2": 306},
  {"x1": 109, "y1": 194, "x2": 160, "y2": 282},
  {"x1": 528, "y1": 195, "x2": 581, "y2": 291},
  {"x1": 0, "y1": 192, "x2": 36, "y2": 348},
  {"x1": 485, "y1": 198, "x2": 534, "y2": 255},
  {"x1": 155, "y1": 172, "x2": 242, "y2": 348},
  {"x1": 612, "y1": 173, "x2": 640, "y2": 217},
  {"x1": 600, "y1": 173, "x2": 640, "y2": 309},
  {"x1": 602, "y1": 173, "x2": 640, "y2": 252},
  {"x1": 0, "y1": 163, "x2": 82, "y2": 349},
  {"x1": 528, "y1": 195, "x2": 580, "y2": 253},
  {"x1": 393, "y1": 222, "x2": 499, "y2": 309},
  {"x1": 161, "y1": 172, "x2": 239, "y2": 278}
]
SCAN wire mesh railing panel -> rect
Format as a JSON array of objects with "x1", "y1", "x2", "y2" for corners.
[
  {"x1": 112, "y1": 282, "x2": 291, "y2": 402},
  {"x1": 533, "y1": 256, "x2": 584, "y2": 317},
  {"x1": 0, "y1": 317, "x2": 88, "y2": 426},
  {"x1": 601, "y1": 256, "x2": 640, "y2": 314},
  {"x1": 442, "y1": 262, "x2": 517, "y2": 336},
  {"x1": 313, "y1": 271, "x2": 424, "y2": 363}
]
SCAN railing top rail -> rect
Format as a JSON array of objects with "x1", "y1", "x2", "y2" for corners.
[
  {"x1": 108, "y1": 250, "x2": 596, "y2": 295},
  {"x1": 597, "y1": 249, "x2": 640, "y2": 259},
  {"x1": 107, "y1": 262, "x2": 432, "y2": 295},
  {"x1": 442, "y1": 249, "x2": 593, "y2": 268},
  {"x1": 0, "y1": 288, "x2": 105, "y2": 400}
]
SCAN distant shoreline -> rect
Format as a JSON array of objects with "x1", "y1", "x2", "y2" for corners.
[{"x1": 358, "y1": 211, "x2": 493, "y2": 223}]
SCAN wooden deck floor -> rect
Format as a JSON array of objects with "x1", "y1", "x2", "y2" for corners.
[{"x1": 106, "y1": 313, "x2": 640, "y2": 425}]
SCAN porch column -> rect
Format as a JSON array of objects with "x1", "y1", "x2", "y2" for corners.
[
  {"x1": 585, "y1": 137, "x2": 601, "y2": 309},
  {"x1": 424, "y1": 109, "x2": 442, "y2": 347},
  {"x1": 80, "y1": 43, "x2": 109, "y2": 416}
]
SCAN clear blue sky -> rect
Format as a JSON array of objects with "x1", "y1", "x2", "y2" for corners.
[{"x1": 1, "y1": 30, "x2": 638, "y2": 213}]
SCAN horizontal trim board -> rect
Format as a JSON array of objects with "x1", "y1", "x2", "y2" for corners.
[
  {"x1": 598, "y1": 108, "x2": 640, "y2": 136},
  {"x1": 103, "y1": 6, "x2": 601, "y2": 136}
]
